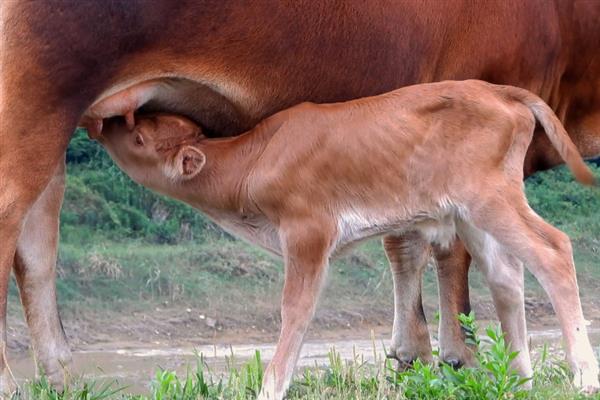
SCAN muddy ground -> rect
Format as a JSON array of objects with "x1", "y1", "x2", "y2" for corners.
[
  {"x1": 7, "y1": 294, "x2": 600, "y2": 354},
  {"x1": 6, "y1": 300, "x2": 600, "y2": 395},
  {"x1": 5, "y1": 294, "x2": 600, "y2": 394}
]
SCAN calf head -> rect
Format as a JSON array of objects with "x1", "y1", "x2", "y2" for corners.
[{"x1": 97, "y1": 114, "x2": 206, "y2": 191}]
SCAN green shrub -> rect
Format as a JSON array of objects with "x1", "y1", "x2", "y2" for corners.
[
  {"x1": 392, "y1": 312, "x2": 531, "y2": 400},
  {"x1": 62, "y1": 129, "x2": 218, "y2": 244}
]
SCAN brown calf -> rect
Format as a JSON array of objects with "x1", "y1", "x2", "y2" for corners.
[{"x1": 96, "y1": 80, "x2": 599, "y2": 399}]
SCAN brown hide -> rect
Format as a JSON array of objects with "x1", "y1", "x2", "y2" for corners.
[{"x1": 3, "y1": 0, "x2": 600, "y2": 163}]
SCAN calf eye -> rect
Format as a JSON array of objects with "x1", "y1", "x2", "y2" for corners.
[{"x1": 134, "y1": 133, "x2": 144, "y2": 146}]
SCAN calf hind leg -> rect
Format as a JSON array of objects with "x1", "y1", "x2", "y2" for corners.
[
  {"x1": 468, "y1": 194, "x2": 599, "y2": 392},
  {"x1": 456, "y1": 221, "x2": 532, "y2": 381},
  {"x1": 433, "y1": 240, "x2": 475, "y2": 368}
]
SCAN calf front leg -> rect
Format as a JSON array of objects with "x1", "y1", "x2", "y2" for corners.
[
  {"x1": 259, "y1": 221, "x2": 335, "y2": 400},
  {"x1": 383, "y1": 233, "x2": 433, "y2": 367}
]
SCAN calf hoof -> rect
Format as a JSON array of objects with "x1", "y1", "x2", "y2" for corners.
[
  {"x1": 396, "y1": 357, "x2": 417, "y2": 371},
  {"x1": 386, "y1": 351, "x2": 419, "y2": 370},
  {"x1": 574, "y1": 367, "x2": 600, "y2": 395},
  {"x1": 579, "y1": 382, "x2": 599, "y2": 396},
  {"x1": 582, "y1": 386, "x2": 600, "y2": 396},
  {"x1": 441, "y1": 357, "x2": 464, "y2": 369},
  {"x1": 46, "y1": 368, "x2": 67, "y2": 392},
  {"x1": 40, "y1": 350, "x2": 73, "y2": 392},
  {"x1": 521, "y1": 377, "x2": 533, "y2": 390}
]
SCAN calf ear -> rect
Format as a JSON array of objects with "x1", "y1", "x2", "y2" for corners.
[{"x1": 175, "y1": 146, "x2": 206, "y2": 179}]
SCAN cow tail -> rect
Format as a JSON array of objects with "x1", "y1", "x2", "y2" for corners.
[{"x1": 506, "y1": 86, "x2": 596, "y2": 186}]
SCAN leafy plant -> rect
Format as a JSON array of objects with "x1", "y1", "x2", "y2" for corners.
[{"x1": 392, "y1": 312, "x2": 532, "y2": 400}]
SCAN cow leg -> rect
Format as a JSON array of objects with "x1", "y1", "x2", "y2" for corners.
[
  {"x1": 0, "y1": 146, "x2": 71, "y2": 393},
  {"x1": 0, "y1": 211, "x2": 21, "y2": 394},
  {"x1": 13, "y1": 161, "x2": 72, "y2": 389},
  {"x1": 382, "y1": 233, "x2": 433, "y2": 367},
  {"x1": 0, "y1": 62, "x2": 77, "y2": 392},
  {"x1": 455, "y1": 222, "x2": 532, "y2": 381},
  {"x1": 259, "y1": 223, "x2": 333, "y2": 400},
  {"x1": 463, "y1": 192, "x2": 599, "y2": 392},
  {"x1": 432, "y1": 240, "x2": 475, "y2": 368}
]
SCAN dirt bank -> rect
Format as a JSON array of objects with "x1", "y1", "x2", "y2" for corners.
[{"x1": 8, "y1": 294, "x2": 600, "y2": 354}]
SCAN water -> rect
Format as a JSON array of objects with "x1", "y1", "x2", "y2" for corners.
[{"x1": 10, "y1": 327, "x2": 600, "y2": 395}]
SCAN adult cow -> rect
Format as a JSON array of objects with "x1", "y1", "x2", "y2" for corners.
[{"x1": 1, "y1": 0, "x2": 599, "y2": 398}]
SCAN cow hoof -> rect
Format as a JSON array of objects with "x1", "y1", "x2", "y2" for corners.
[{"x1": 0, "y1": 367, "x2": 17, "y2": 397}]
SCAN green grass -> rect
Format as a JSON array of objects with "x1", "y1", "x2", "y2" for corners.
[{"x1": 14, "y1": 315, "x2": 600, "y2": 399}]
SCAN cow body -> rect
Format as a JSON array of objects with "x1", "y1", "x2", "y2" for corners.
[
  {"x1": 95, "y1": 81, "x2": 598, "y2": 399},
  {"x1": 1, "y1": 0, "x2": 600, "y2": 393}
]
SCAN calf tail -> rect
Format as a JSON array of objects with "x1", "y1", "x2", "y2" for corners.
[{"x1": 503, "y1": 86, "x2": 596, "y2": 186}]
